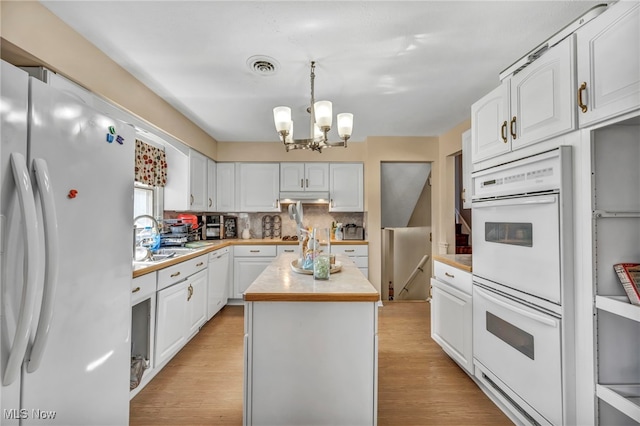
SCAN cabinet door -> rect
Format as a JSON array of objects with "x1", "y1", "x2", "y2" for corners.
[
  {"x1": 207, "y1": 252, "x2": 229, "y2": 320},
  {"x1": 189, "y1": 149, "x2": 207, "y2": 211},
  {"x1": 305, "y1": 162, "x2": 329, "y2": 191},
  {"x1": 471, "y1": 83, "x2": 510, "y2": 163},
  {"x1": 329, "y1": 163, "x2": 364, "y2": 212},
  {"x1": 510, "y1": 36, "x2": 576, "y2": 150},
  {"x1": 237, "y1": 163, "x2": 280, "y2": 212},
  {"x1": 461, "y1": 129, "x2": 472, "y2": 209},
  {"x1": 430, "y1": 280, "x2": 473, "y2": 374},
  {"x1": 577, "y1": 2, "x2": 640, "y2": 127},
  {"x1": 206, "y1": 159, "x2": 216, "y2": 212},
  {"x1": 233, "y1": 257, "x2": 273, "y2": 299},
  {"x1": 216, "y1": 163, "x2": 236, "y2": 212},
  {"x1": 155, "y1": 280, "x2": 189, "y2": 366},
  {"x1": 187, "y1": 269, "x2": 208, "y2": 337},
  {"x1": 280, "y1": 163, "x2": 305, "y2": 191}
]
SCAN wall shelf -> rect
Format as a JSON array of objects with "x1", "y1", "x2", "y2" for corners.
[
  {"x1": 596, "y1": 384, "x2": 640, "y2": 423},
  {"x1": 595, "y1": 296, "x2": 640, "y2": 322}
]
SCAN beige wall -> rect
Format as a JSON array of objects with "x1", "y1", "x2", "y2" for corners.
[
  {"x1": 0, "y1": 0, "x2": 218, "y2": 159},
  {"x1": 436, "y1": 119, "x2": 471, "y2": 255},
  {"x1": 1, "y1": 0, "x2": 472, "y2": 297}
]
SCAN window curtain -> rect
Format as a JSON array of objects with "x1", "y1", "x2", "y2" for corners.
[{"x1": 135, "y1": 139, "x2": 167, "y2": 187}]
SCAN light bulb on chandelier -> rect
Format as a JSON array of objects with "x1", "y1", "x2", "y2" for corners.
[{"x1": 273, "y1": 61, "x2": 353, "y2": 153}]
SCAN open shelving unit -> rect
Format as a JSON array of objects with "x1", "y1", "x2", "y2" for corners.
[{"x1": 591, "y1": 118, "x2": 640, "y2": 425}]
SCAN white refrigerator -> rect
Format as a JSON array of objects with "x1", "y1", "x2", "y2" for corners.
[{"x1": 1, "y1": 61, "x2": 134, "y2": 425}]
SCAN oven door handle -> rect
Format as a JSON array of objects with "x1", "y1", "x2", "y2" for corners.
[
  {"x1": 472, "y1": 196, "x2": 556, "y2": 209},
  {"x1": 475, "y1": 287, "x2": 558, "y2": 328}
]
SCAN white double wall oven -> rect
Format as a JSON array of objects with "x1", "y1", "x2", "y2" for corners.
[{"x1": 471, "y1": 147, "x2": 575, "y2": 426}]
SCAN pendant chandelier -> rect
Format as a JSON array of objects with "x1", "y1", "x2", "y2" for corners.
[{"x1": 273, "y1": 61, "x2": 353, "y2": 153}]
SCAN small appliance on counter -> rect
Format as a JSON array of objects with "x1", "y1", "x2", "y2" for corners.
[
  {"x1": 343, "y1": 224, "x2": 365, "y2": 240},
  {"x1": 203, "y1": 214, "x2": 222, "y2": 240},
  {"x1": 223, "y1": 215, "x2": 238, "y2": 239}
]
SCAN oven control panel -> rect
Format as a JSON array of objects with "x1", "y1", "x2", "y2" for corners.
[{"x1": 472, "y1": 148, "x2": 567, "y2": 199}]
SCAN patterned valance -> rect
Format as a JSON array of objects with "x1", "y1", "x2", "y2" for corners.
[{"x1": 135, "y1": 139, "x2": 167, "y2": 187}]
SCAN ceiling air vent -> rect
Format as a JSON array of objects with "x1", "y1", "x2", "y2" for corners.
[{"x1": 247, "y1": 55, "x2": 279, "y2": 76}]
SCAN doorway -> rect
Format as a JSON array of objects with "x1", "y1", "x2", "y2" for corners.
[{"x1": 380, "y1": 162, "x2": 432, "y2": 301}]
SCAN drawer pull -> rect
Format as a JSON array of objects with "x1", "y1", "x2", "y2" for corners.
[
  {"x1": 250, "y1": 250, "x2": 260, "y2": 253},
  {"x1": 132, "y1": 286, "x2": 141, "y2": 294},
  {"x1": 171, "y1": 271, "x2": 181, "y2": 278},
  {"x1": 345, "y1": 249, "x2": 355, "y2": 253},
  {"x1": 196, "y1": 262, "x2": 204, "y2": 267},
  {"x1": 284, "y1": 249, "x2": 294, "y2": 253},
  {"x1": 445, "y1": 272, "x2": 455, "y2": 278}
]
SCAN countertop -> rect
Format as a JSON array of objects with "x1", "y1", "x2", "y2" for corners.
[
  {"x1": 433, "y1": 254, "x2": 472, "y2": 273},
  {"x1": 243, "y1": 253, "x2": 379, "y2": 302},
  {"x1": 132, "y1": 238, "x2": 368, "y2": 278}
]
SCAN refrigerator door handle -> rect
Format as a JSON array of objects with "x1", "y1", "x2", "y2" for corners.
[
  {"x1": 27, "y1": 159, "x2": 60, "y2": 373},
  {"x1": 3, "y1": 153, "x2": 40, "y2": 386}
]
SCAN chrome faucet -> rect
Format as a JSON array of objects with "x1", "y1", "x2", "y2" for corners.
[{"x1": 133, "y1": 215, "x2": 160, "y2": 260}]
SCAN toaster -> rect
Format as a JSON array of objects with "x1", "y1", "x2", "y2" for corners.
[{"x1": 342, "y1": 224, "x2": 365, "y2": 240}]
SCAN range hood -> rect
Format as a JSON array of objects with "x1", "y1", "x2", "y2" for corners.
[{"x1": 279, "y1": 191, "x2": 330, "y2": 204}]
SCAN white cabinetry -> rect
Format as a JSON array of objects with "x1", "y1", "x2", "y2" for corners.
[
  {"x1": 206, "y1": 158, "x2": 217, "y2": 212},
  {"x1": 430, "y1": 261, "x2": 473, "y2": 375},
  {"x1": 581, "y1": 118, "x2": 640, "y2": 425},
  {"x1": 233, "y1": 245, "x2": 277, "y2": 299},
  {"x1": 331, "y1": 244, "x2": 368, "y2": 278},
  {"x1": 207, "y1": 247, "x2": 230, "y2": 320},
  {"x1": 189, "y1": 149, "x2": 207, "y2": 211},
  {"x1": 237, "y1": 163, "x2": 280, "y2": 212},
  {"x1": 155, "y1": 255, "x2": 208, "y2": 367},
  {"x1": 216, "y1": 162, "x2": 236, "y2": 212},
  {"x1": 130, "y1": 273, "x2": 157, "y2": 398},
  {"x1": 329, "y1": 163, "x2": 364, "y2": 212},
  {"x1": 164, "y1": 143, "x2": 209, "y2": 211},
  {"x1": 471, "y1": 36, "x2": 575, "y2": 165},
  {"x1": 280, "y1": 162, "x2": 329, "y2": 192},
  {"x1": 576, "y1": 2, "x2": 640, "y2": 128}
]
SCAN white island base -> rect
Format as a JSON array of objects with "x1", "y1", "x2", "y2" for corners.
[{"x1": 243, "y1": 254, "x2": 379, "y2": 426}]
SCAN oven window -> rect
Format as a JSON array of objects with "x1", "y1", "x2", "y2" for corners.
[
  {"x1": 485, "y1": 222, "x2": 532, "y2": 247},
  {"x1": 486, "y1": 312, "x2": 534, "y2": 360}
]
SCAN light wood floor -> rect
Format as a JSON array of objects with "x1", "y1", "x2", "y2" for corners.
[{"x1": 130, "y1": 301, "x2": 511, "y2": 425}]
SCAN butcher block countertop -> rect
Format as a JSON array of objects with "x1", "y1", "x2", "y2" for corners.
[
  {"x1": 433, "y1": 254, "x2": 472, "y2": 273},
  {"x1": 244, "y1": 253, "x2": 379, "y2": 302},
  {"x1": 132, "y1": 238, "x2": 368, "y2": 278}
]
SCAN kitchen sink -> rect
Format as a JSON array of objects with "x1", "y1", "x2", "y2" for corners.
[{"x1": 133, "y1": 247, "x2": 198, "y2": 265}]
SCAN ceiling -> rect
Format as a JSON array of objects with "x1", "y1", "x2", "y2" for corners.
[{"x1": 40, "y1": 1, "x2": 605, "y2": 143}]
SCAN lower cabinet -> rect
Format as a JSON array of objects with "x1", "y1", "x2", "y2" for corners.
[
  {"x1": 233, "y1": 245, "x2": 277, "y2": 299},
  {"x1": 430, "y1": 260, "x2": 473, "y2": 375},
  {"x1": 207, "y1": 247, "x2": 230, "y2": 320},
  {"x1": 331, "y1": 244, "x2": 368, "y2": 278},
  {"x1": 155, "y1": 268, "x2": 208, "y2": 367}
]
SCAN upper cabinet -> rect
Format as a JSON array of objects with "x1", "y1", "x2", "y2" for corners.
[
  {"x1": 216, "y1": 163, "x2": 236, "y2": 212},
  {"x1": 206, "y1": 159, "x2": 216, "y2": 212},
  {"x1": 280, "y1": 162, "x2": 329, "y2": 192},
  {"x1": 237, "y1": 163, "x2": 280, "y2": 212},
  {"x1": 472, "y1": 36, "x2": 576, "y2": 164},
  {"x1": 329, "y1": 163, "x2": 364, "y2": 212},
  {"x1": 189, "y1": 150, "x2": 208, "y2": 211},
  {"x1": 461, "y1": 129, "x2": 472, "y2": 210},
  {"x1": 576, "y1": 2, "x2": 640, "y2": 128}
]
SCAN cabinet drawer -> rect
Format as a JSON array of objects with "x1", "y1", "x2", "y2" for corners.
[
  {"x1": 157, "y1": 254, "x2": 208, "y2": 291},
  {"x1": 434, "y1": 261, "x2": 472, "y2": 295},
  {"x1": 234, "y1": 245, "x2": 277, "y2": 257},
  {"x1": 277, "y1": 245, "x2": 298, "y2": 256},
  {"x1": 350, "y1": 256, "x2": 368, "y2": 268},
  {"x1": 131, "y1": 273, "x2": 156, "y2": 305},
  {"x1": 331, "y1": 245, "x2": 368, "y2": 257}
]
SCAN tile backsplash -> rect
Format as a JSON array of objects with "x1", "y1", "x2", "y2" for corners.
[{"x1": 165, "y1": 205, "x2": 365, "y2": 239}]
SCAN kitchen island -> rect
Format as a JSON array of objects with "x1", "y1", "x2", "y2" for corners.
[{"x1": 243, "y1": 253, "x2": 379, "y2": 426}]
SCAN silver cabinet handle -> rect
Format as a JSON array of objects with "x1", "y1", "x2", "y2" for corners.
[
  {"x1": 306, "y1": 178, "x2": 309, "y2": 188},
  {"x1": 250, "y1": 250, "x2": 260, "y2": 253},
  {"x1": 283, "y1": 249, "x2": 295, "y2": 253},
  {"x1": 190, "y1": 194, "x2": 194, "y2": 205},
  {"x1": 209, "y1": 198, "x2": 212, "y2": 207}
]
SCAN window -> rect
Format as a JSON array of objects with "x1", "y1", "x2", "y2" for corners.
[{"x1": 134, "y1": 183, "x2": 163, "y2": 221}]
